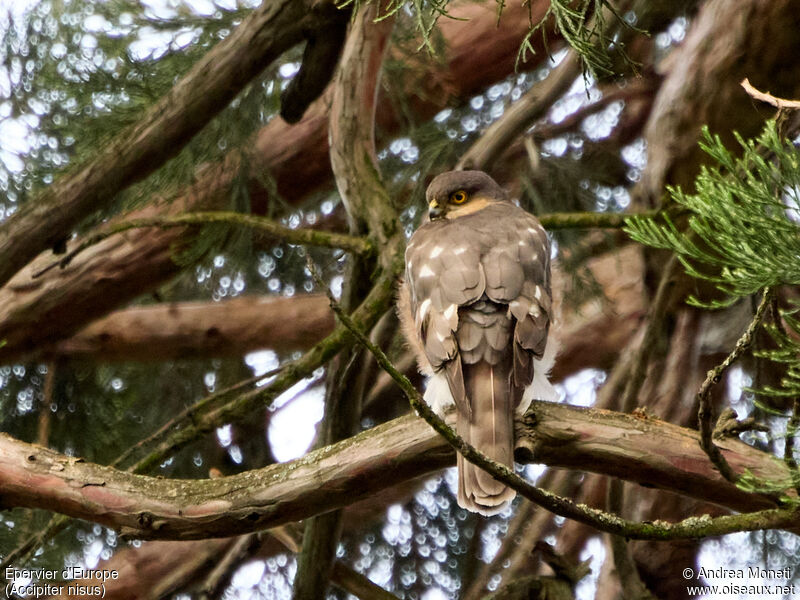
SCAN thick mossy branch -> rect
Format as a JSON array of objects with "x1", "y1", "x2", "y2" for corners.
[
  {"x1": 2, "y1": 396, "x2": 800, "y2": 541},
  {"x1": 33, "y1": 212, "x2": 372, "y2": 278},
  {"x1": 2, "y1": 273, "x2": 395, "y2": 568},
  {"x1": 129, "y1": 270, "x2": 398, "y2": 474}
]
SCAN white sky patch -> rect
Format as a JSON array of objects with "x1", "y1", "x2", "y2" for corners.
[
  {"x1": 524, "y1": 462, "x2": 547, "y2": 483},
  {"x1": 216, "y1": 423, "x2": 232, "y2": 447},
  {"x1": 550, "y1": 79, "x2": 600, "y2": 125},
  {"x1": 562, "y1": 368, "x2": 605, "y2": 407},
  {"x1": 246, "y1": 348, "x2": 327, "y2": 460},
  {"x1": 782, "y1": 184, "x2": 800, "y2": 223},
  {"x1": 278, "y1": 61, "x2": 300, "y2": 79},
  {"x1": 575, "y1": 536, "x2": 605, "y2": 600},
  {"x1": 128, "y1": 27, "x2": 174, "y2": 61},
  {"x1": 382, "y1": 503, "x2": 413, "y2": 546},
  {"x1": 230, "y1": 558, "x2": 266, "y2": 589},
  {"x1": 421, "y1": 588, "x2": 448, "y2": 600},
  {"x1": 268, "y1": 385, "x2": 324, "y2": 461},
  {"x1": 726, "y1": 365, "x2": 752, "y2": 417},
  {"x1": 0, "y1": 117, "x2": 35, "y2": 173},
  {"x1": 245, "y1": 349, "x2": 279, "y2": 384}
]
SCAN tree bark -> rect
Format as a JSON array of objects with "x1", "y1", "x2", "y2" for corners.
[
  {"x1": 44, "y1": 539, "x2": 236, "y2": 600},
  {"x1": 43, "y1": 295, "x2": 334, "y2": 362},
  {"x1": 294, "y1": 7, "x2": 397, "y2": 599},
  {"x1": 0, "y1": 401, "x2": 792, "y2": 541},
  {"x1": 0, "y1": 159, "x2": 237, "y2": 363},
  {"x1": 251, "y1": 0, "x2": 555, "y2": 209},
  {"x1": 638, "y1": 0, "x2": 800, "y2": 204}
]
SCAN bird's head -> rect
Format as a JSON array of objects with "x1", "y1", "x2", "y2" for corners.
[{"x1": 425, "y1": 170, "x2": 507, "y2": 221}]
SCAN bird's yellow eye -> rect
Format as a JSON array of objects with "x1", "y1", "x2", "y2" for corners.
[{"x1": 450, "y1": 190, "x2": 468, "y2": 204}]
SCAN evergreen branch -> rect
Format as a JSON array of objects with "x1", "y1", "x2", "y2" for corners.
[
  {"x1": 698, "y1": 288, "x2": 774, "y2": 485},
  {"x1": 313, "y1": 257, "x2": 800, "y2": 540},
  {"x1": 626, "y1": 121, "x2": 800, "y2": 304},
  {"x1": 32, "y1": 212, "x2": 372, "y2": 279},
  {"x1": 516, "y1": 0, "x2": 640, "y2": 78}
]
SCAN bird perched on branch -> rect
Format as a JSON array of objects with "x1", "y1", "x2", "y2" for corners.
[{"x1": 399, "y1": 170, "x2": 556, "y2": 515}]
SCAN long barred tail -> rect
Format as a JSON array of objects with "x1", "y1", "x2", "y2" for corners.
[{"x1": 456, "y1": 360, "x2": 516, "y2": 515}]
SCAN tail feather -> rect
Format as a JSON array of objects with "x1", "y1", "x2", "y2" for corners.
[{"x1": 456, "y1": 361, "x2": 516, "y2": 515}]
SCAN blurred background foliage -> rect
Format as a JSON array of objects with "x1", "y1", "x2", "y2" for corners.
[{"x1": 1, "y1": 0, "x2": 800, "y2": 599}]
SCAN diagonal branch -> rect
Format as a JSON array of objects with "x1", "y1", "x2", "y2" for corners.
[
  {"x1": 697, "y1": 287, "x2": 774, "y2": 483},
  {"x1": 0, "y1": 0, "x2": 345, "y2": 289},
  {"x1": 295, "y1": 5, "x2": 400, "y2": 599},
  {"x1": 33, "y1": 212, "x2": 372, "y2": 279}
]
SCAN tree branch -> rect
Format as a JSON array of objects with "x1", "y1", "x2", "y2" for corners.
[
  {"x1": 619, "y1": 255, "x2": 679, "y2": 412},
  {"x1": 319, "y1": 277, "x2": 799, "y2": 541},
  {"x1": 295, "y1": 5, "x2": 399, "y2": 598},
  {"x1": 0, "y1": 0, "x2": 344, "y2": 289},
  {"x1": 456, "y1": 46, "x2": 581, "y2": 172},
  {"x1": 44, "y1": 295, "x2": 334, "y2": 362},
  {"x1": 32, "y1": 212, "x2": 372, "y2": 279},
  {"x1": 1, "y1": 400, "x2": 797, "y2": 541},
  {"x1": 0, "y1": 159, "x2": 237, "y2": 364},
  {"x1": 697, "y1": 287, "x2": 773, "y2": 484},
  {"x1": 0, "y1": 0, "x2": 555, "y2": 349}
]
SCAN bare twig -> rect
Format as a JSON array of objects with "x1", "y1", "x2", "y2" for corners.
[
  {"x1": 697, "y1": 288, "x2": 774, "y2": 483},
  {"x1": 741, "y1": 78, "x2": 800, "y2": 110},
  {"x1": 457, "y1": 47, "x2": 581, "y2": 171},
  {"x1": 112, "y1": 367, "x2": 284, "y2": 470}
]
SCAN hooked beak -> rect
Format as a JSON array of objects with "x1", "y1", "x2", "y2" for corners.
[{"x1": 429, "y1": 199, "x2": 444, "y2": 220}]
